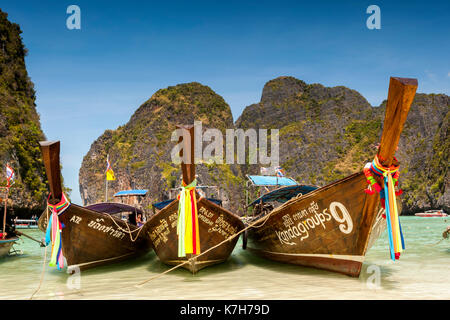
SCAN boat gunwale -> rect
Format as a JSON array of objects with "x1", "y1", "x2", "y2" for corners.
[{"x1": 61, "y1": 203, "x2": 142, "y2": 230}]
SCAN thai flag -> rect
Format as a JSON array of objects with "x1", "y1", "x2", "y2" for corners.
[
  {"x1": 105, "y1": 156, "x2": 115, "y2": 181},
  {"x1": 106, "y1": 158, "x2": 112, "y2": 173},
  {"x1": 6, "y1": 164, "x2": 14, "y2": 184},
  {"x1": 275, "y1": 166, "x2": 285, "y2": 177}
]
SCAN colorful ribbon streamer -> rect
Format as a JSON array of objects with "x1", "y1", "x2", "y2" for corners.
[
  {"x1": 45, "y1": 193, "x2": 70, "y2": 269},
  {"x1": 363, "y1": 155, "x2": 405, "y2": 261},
  {"x1": 176, "y1": 179, "x2": 200, "y2": 257}
]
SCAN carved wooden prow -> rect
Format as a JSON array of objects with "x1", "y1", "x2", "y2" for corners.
[
  {"x1": 177, "y1": 125, "x2": 196, "y2": 185},
  {"x1": 39, "y1": 141, "x2": 63, "y2": 204},
  {"x1": 357, "y1": 77, "x2": 417, "y2": 255},
  {"x1": 377, "y1": 77, "x2": 418, "y2": 166}
]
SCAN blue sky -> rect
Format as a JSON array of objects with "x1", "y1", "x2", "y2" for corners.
[{"x1": 1, "y1": 0, "x2": 449, "y2": 205}]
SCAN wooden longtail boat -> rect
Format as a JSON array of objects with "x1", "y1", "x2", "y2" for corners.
[
  {"x1": 243, "y1": 77, "x2": 418, "y2": 277},
  {"x1": 38, "y1": 141, "x2": 152, "y2": 273},
  {"x1": 414, "y1": 210, "x2": 447, "y2": 217},
  {"x1": 142, "y1": 125, "x2": 244, "y2": 273}
]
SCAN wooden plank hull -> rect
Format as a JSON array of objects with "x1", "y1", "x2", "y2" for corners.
[
  {"x1": 246, "y1": 172, "x2": 393, "y2": 277},
  {"x1": 0, "y1": 237, "x2": 19, "y2": 257},
  {"x1": 143, "y1": 197, "x2": 244, "y2": 273},
  {"x1": 246, "y1": 247, "x2": 365, "y2": 276},
  {"x1": 38, "y1": 204, "x2": 152, "y2": 273}
]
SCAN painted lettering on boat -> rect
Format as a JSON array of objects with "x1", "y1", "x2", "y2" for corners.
[
  {"x1": 208, "y1": 213, "x2": 237, "y2": 239},
  {"x1": 149, "y1": 218, "x2": 170, "y2": 248},
  {"x1": 275, "y1": 201, "x2": 353, "y2": 245},
  {"x1": 87, "y1": 218, "x2": 126, "y2": 239},
  {"x1": 168, "y1": 212, "x2": 178, "y2": 229},
  {"x1": 69, "y1": 215, "x2": 82, "y2": 224},
  {"x1": 329, "y1": 201, "x2": 353, "y2": 234},
  {"x1": 198, "y1": 207, "x2": 214, "y2": 226}
]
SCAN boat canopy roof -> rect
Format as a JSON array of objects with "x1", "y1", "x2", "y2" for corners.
[
  {"x1": 248, "y1": 185, "x2": 318, "y2": 207},
  {"x1": 113, "y1": 190, "x2": 148, "y2": 197},
  {"x1": 247, "y1": 175, "x2": 298, "y2": 186},
  {"x1": 86, "y1": 202, "x2": 143, "y2": 215},
  {"x1": 153, "y1": 198, "x2": 223, "y2": 210}
]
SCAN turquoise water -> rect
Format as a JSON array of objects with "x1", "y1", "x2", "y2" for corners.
[{"x1": 0, "y1": 217, "x2": 449, "y2": 300}]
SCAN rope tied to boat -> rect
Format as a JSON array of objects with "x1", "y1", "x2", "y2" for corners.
[
  {"x1": 29, "y1": 206, "x2": 50, "y2": 300},
  {"x1": 137, "y1": 191, "x2": 309, "y2": 287},
  {"x1": 45, "y1": 193, "x2": 70, "y2": 269},
  {"x1": 363, "y1": 155, "x2": 405, "y2": 261},
  {"x1": 363, "y1": 155, "x2": 402, "y2": 206},
  {"x1": 176, "y1": 179, "x2": 200, "y2": 257},
  {"x1": 137, "y1": 209, "x2": 273, "y2": 287},
  {"x1": 104, "y1": 213, "x2": 146, "y2": 242}
]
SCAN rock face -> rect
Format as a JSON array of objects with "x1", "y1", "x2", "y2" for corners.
[
  {"x1": 236, "y1": 76, "x2": 449, "y2": 214},
  {"x1": 79, "y1": 82, "x2": 246, "y2": 214},
  {"x1": 0, "y1": 10, "x2": 48, "y2": 215},
  {"x1": 80, "y1": 76, "x2": 448, "y2": 216},
  {"x1": 236, "y1": 77, "x2": 377, "y2": 185},
  {"x1": 394, "y1": 94, "x2": 449, "y2": 213}
]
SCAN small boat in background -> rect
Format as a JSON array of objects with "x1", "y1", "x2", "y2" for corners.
[
  {"x1": 415, "y1": 210, "x2": 447, "y2": 217},
  {"x1": 1, "y1": 170, "x2": 21, "y2": 257},
  {"x1": 14, "y1": 219, "x2": 39, "y2": 229}
]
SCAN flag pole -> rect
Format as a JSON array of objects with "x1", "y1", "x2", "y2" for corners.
[
  {"x1": 2, "y1": 164, "x2": 10, "y2": 239},
  {"x1": 2, "y1": 188, "x2": 8, "y2": 239},
  {"x1": 105, "y1": 154, "x2": 108, "y2": 202}
]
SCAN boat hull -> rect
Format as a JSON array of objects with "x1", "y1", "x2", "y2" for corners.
[
  {"x1": 0, "y1": 237, "x2": 19, "y2": 257},
  {"x1": 143, "y1": 197, "x2": 244, "y2": 273},
  {"x1": 246, "y1": 247, "x2": 364, "y2": 276},
  {"x1": 246, "y1": 172, "x2": 393, "y2": 277},
  {"x1": 38, "y1": 204, "x2": 152, "y2": 272}
]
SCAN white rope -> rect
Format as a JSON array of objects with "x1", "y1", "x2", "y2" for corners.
[
  {"x1": 29, "y1": 206, "x2": 50, "y2": 300},
  {"x1": 104, "y1": 213, "x2": 146, "y2": 242},
  {"x1": 135, "y1": 191, "x2": 314, "y2": 286}
]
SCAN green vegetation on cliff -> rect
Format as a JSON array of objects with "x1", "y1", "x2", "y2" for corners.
[{"x1": 0, "y1": 9, "x2": 48, "y2": 212}]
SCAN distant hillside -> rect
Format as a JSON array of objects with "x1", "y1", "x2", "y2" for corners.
[
  {"x1": 80, "y1": 76, "x2": 448, "y2": 215},
  {"x1": 236, "y1": 76, "x2": 449, "y2": 214},
  {"x1": 0, "y1": 9, "x2": 48, "y2": 214}
]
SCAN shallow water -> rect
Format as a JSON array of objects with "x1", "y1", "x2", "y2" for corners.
[{"x1": 1, "y1": 217, "x2": 449, "y2": 300}]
